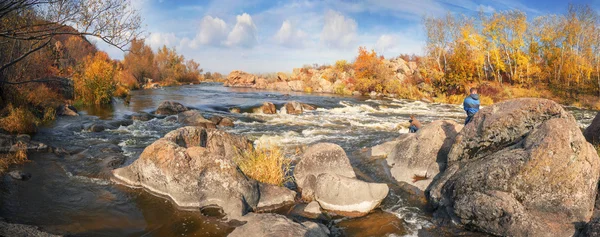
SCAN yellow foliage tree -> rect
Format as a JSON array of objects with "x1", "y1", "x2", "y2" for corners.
[{"x1": 74, "y1": 52, "x2": 117, "y2": 105}]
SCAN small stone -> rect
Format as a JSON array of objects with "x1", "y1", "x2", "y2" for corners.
[{"x1": 8, "y1": 170, "x2": 31, "y2": 181}]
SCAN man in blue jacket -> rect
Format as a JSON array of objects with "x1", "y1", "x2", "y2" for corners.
[{"x1": 463, "y1": 88, "x2": 480, "y2": 125}]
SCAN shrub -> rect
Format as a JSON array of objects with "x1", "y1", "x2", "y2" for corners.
[
  {"x1": 235, "y1": 144, "x2": 292, "y2": 186},
  {"x1": 73, "y1": 52, "x2": 117, "y2": 105},
  {"x1": 24, "y1": 85, "x2": 63, "y2": 108},
  {"x1": 0, "y1": 141, "x2": 28, "y2": 173},
  {"x1": 0, "y1": 105, "x2": 40, "y2": 134},
  {"x1": 335, "y1": 60, "x2": 351, "y2": 72}
]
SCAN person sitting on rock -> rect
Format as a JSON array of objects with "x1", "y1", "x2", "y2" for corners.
[
  {"x1": 463, "y1": 88, "x2": 480, "y2": 125},
  {"x1": 408, "y1": 115, "x2": 421, "y2": 133}
]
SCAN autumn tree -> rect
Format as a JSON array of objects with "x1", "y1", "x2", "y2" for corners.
[
  {"x1": 0, "y1": 0, "x2": 142, "y2": 76},
  {"x1": 73, "y1": 52, "x2": 117, "y2": 105},
  {"x1": 122, "y1": 38, "x2": 156, "y2": 85}
]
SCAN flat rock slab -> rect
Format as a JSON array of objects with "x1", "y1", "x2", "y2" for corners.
[
  {"x1": 315, "y1": 173, "x2": 389, "y2": 217},
  {"x1": 256, "y1": 183, "x2": 296, "y2": 212}
]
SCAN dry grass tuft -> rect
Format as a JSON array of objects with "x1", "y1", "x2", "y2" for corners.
[
  {"x1": 0, "y1": 142, "x2": 28, "y2": 173},
  {"x1": 0, "y1": 105, "x2": 40, "y2": 134},
  {"x1": 235, "y1": 144, "x2": 292, "y2": 186}
]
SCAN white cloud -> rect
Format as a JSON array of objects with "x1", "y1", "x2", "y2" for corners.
[
  {"x1": 226, "y1": 13, "x2": 258, "y2": 48},
  {"x1": 198, "y1": 16, "x2": 228, "y2": 46},
  {"x1": 320, "y1": 10, "x2": 357, "y2": 49},
  {"x1": 147, "y1": 32, "x2": 179, "y2": 49},
  {"x1": 372, "y1": 31, "x2": 425, "y2": 57},
  {"x1": 375, "y1": 34, "x2": 396, "y2": 53},
  {"x1": 274, "y1": 20, "x2": 308, "y2": 48}
]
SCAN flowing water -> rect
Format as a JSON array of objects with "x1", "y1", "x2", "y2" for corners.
[{"x1": 0, "y1": 83, "x2": 597, "y2": 237}]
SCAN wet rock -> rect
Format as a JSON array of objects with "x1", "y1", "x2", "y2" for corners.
[
  {"x1": 284, "y1": 101, "x2": 304, "y2": 115},
  {"x1": 178, "y1": 110, "x2": 216, "y2": 128},
  {"x1": 256, "y1": 183, "x2": 296, "y2": 212},
  {"x1": 8, "y1": 170, "x2": 31, "y2": 181},
  {"x1": 352, "y1": 91, "x2": 361, "y2": 96},
  {"x1": 164, "y1": 116, "x2": 178, "y2": 122},
  {"x1": 0, "y1": 134, "x2": 50, "y2": 153},
  {"x1": 89, "y1": 124, "x2": 105, "y2": 132},
  {"x1": 131, "y1": 112, "x2": 156, "y2": 121},
  {"x1": 211, "y1": 116, "x2": 235, "y2": 127},
  {"x1": 386, "y1": 120, "x2": 462, "y2": 191},
  {"x1": 0, "y1": 220, "x2": 60, "y2": 237},
  {"x1": 258, "y1": 102, "x2": 277, "y2": 114},
  {"x1": 230, "y1": 107, "x2": 241, "y2": 114},
  {"x1": 107, "y1": 119, "x2": 133, "y2": 127},
  {"x1": 336, "y1": 211, "x2": 406, "y2": 236},
  {"x1": 228, "y1": 213, "x2": 328, "y2": 237},
  {"x1": 294, "y1": 143, "x2": 356, "y2": 196},
  {"x1": 584, "y1": 111, "x2": 600, "y2": 144},
  {"x1": 57, "y1": 104, "x2": 78, "y2": 116},
  {"x1": 219, "y1": 118, "x2": 235, "y2": 127},
  {"x1": 210, "y1": 115, "x2": 224, "y2": 124},
  {"x1": 315, "y1": 173, "x2": 388, "y2": 217},
  {"x1": 155, "y1": 101, "x2": 188, "y2": 115},
  {"x1": 112, "y1": 126, "x2": 257, "y2": 219},
  {"x1": 70, "y1": 143, "x2": 126, "y2": 178},
  {"x1": 427, "y1": 98, "x2": 599, "y2": 236}
]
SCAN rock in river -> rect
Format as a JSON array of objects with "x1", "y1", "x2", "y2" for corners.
[
  {"x1": 112, "y1": 126, "x2": 258, "y2": 218},
  {"x1": 294, "y1": 143, "x2": 356, "y2": 198},
  {"x1": 228, "y1": 213, "x2": 329, "y2": 237},
  {"x1": 178, "y1": 110, "x2": 216, "y2": 128},
  {"x1": 257, "y1": 102, "x2": 277, "y2": 114},
  {"x1": 386, "y1": 120, "x2": 462, "y2": 191},
  {"x1": 427, "y1": 98, "x2": 600, "y2": 236},
  {"x1": 155, "y1": 101, "x2": 188, "y2": 115},
  {"x1": 315, "y1": 173, "x2": 389, "y2": 217}
]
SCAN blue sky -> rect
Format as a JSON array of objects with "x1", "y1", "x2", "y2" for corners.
[{"x1": 97, "y1": 0, "x2": 600, "y2": 74}]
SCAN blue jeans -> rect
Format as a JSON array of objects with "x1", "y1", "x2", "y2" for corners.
[
  {"x1": 465, "y1": 115, "x2": 474, "y2": 125},
  {"x1": 409, "y1": 125, "x2": 418, "y2": 133}
]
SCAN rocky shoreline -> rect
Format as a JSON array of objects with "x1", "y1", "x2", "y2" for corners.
[
  {"x1": 3, "y1": 96, "x2": 600, "y2": 236},
  {"x1": 223, "y1": 57, "x2": 417, "y2": 96}
]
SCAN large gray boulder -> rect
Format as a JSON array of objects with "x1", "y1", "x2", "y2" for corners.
[
  {"x1": 315, "y1": 173, "x2": 389, "y2": 217},
  {"x1": 178, "y1": 110, "x2": 216, "y2": 128},
  {"x1": 155, "y1": 101, "x2": 188, "y2": 115},
  {"x1": 112, "y1": 126, "x2": 257, "y2": 218},
  {"x1": 427, "y1": 98, "x2": 600, "y2": 237},
  {"x1": 386, "y1": 120, "x2": 462, "y2": 191},
  {"x1": 228, "y1": 213, "x2": 328, "y2": 237},
  {"x1": 294, "y1": 143, "x2": 356, "y2": 195}
]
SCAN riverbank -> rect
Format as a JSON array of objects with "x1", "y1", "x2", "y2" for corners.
[{"x1": 1, "y1": 83, "x2": 598, "y2": 236}]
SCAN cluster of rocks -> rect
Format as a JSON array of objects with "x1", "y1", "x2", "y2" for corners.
[
  {"x1": 224, "y1": 57, "x2": 419, "y2": 95},
  {"x1": 110, "y1": 126, "x2": 336, "y2": 235},
  {"x1": 255, "y1": 101, "x2": 316, "y2": 115},
  {"x1": 367, "y1": 98, "x2": 600, "y2": 236},
  {"x1": 294, "y1": 143, "x2": 389, "y2": 217},
  {"x1": 110, "y1": 123, "x2": 387, "y2": 235}
]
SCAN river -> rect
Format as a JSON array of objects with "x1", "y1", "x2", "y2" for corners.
[{"x1": 0, "y1": 83, "x2": 597, "y2": 236}]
